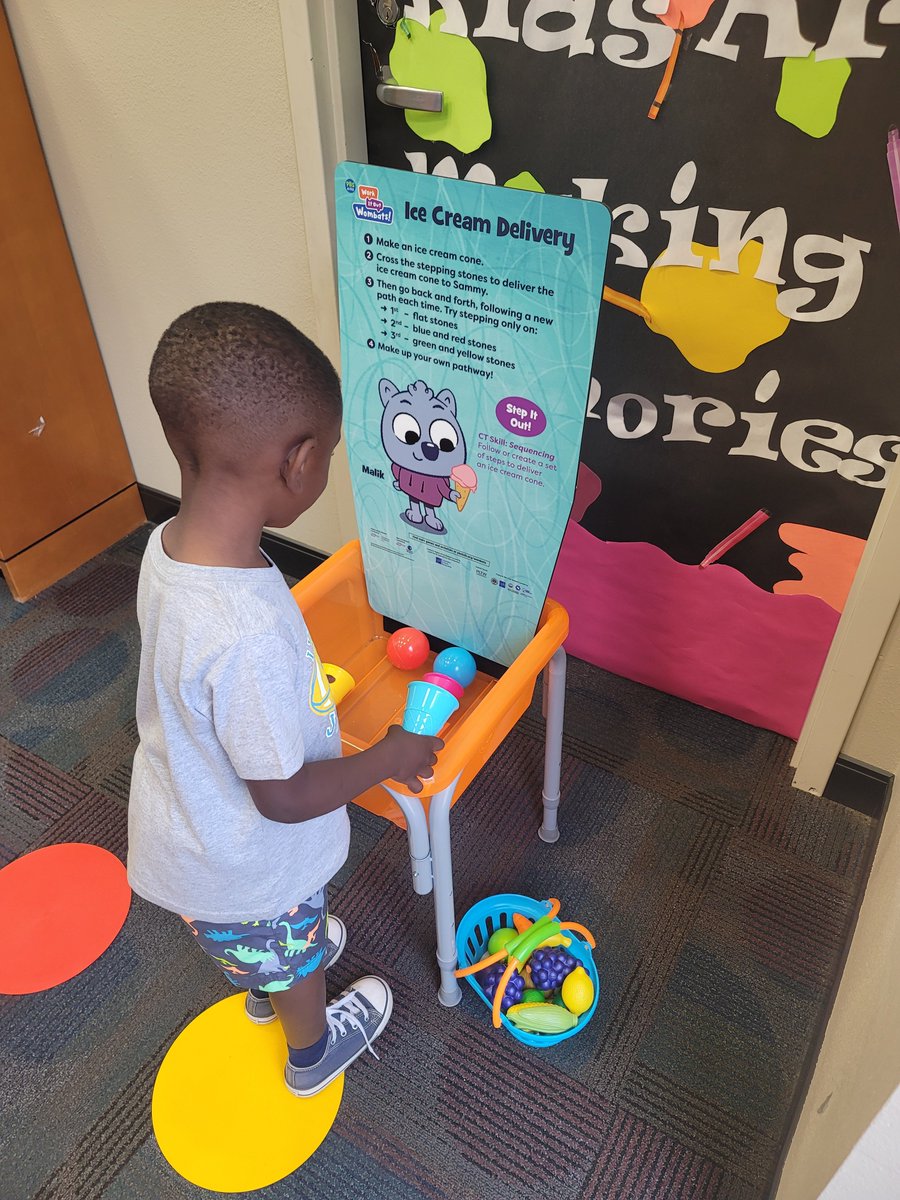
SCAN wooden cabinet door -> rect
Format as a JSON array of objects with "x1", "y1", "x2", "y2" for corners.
[{"x1": 0, "y1": 4, "x2": 135, "y2": 561}]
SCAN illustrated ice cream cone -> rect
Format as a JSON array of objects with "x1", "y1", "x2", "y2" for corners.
[
  {"x1": 451, "y1": 464, "x2": 478, "y2": 511},
  {"x1": 402, "y1": 680, "x2": 459, "y2": 736}
]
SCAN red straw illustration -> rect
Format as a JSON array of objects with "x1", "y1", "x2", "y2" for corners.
[{"x1": 699, "y1": 509, "x2": 771, "y2": 569}]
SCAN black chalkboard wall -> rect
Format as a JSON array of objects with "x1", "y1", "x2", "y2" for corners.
[{"x1": 355, "y1": 0, "x2": 900, "y2": 736}]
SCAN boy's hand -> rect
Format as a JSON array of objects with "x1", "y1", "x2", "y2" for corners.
[
  {"x1": 381, "y1": 725, "x2": 443, "y2": 793},
  {"x1": 247, "y1": 726, "x2": 443, "y2": 825}
]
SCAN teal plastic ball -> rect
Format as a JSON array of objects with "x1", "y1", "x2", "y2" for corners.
[{"x1": 433, "y1": 646, "x2": 476, "y2": 688}]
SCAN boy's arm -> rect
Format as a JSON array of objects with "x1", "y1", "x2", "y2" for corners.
[
  {"x1": 245, "y1": 726, "x2": 441, "y2": 824},
  {"x1": 208, "y1": 634, "x2": 440, "y2": 825}
]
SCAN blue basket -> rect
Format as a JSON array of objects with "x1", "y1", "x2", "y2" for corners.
[{"x1": 456, "y1": 893, "x2": 600, "y2": 1047}]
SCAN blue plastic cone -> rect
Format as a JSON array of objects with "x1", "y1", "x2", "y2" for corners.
[{"x1": 402, "y1": 681, "x2": 459, "y2": 735}]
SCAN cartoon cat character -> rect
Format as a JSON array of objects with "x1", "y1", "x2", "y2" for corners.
[{"x1": 379, "y1": 378, "x2": 467, "y2": 534}]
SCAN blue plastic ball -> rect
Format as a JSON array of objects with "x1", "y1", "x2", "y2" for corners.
[{"x1": 433, "y1": 646, "x2": 477, "y2": 688}]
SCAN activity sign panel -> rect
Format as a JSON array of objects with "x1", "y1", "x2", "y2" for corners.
[{"x1": 335, "y1": 162, "x2": 610, "y2": 665}]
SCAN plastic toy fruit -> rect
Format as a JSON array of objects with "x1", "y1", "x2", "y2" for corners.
[
  {"x1": 512, "y1": 912, "x2": 571, "y2": 948},
  {"x1": 521, "y1": 988, "x2": 546, "y2": 1004},
  {"x1": 478, "y1": 963, "x2": 525, "y2": 1011},
  {"x1": 454, "y1": 896, "x2": 599, "y2": 1034},
  {"x1": 386, "y1": 627, "x2": 429, "y2": 670},
  {"x1": 561, "y1": 966, "x2": 594, "y2": 1016},
  {"x1": 529, "y1": 948, "x2": 577, "y2": 992},
  {"x1": 487, "y1": 927, "x2": 518, "y2": 955},
  {"x1": 506, "y1": 1002, "x2": 579, "y2": 1034}
]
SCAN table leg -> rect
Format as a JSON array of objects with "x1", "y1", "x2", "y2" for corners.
[
  {"x1": 428, "y1": 777, "x2": 462, "y2": 1007},
  {"x1": 383, "y1": 786, "x2": 433, "y2": 895},
  {"x1": 539, "y1": 647, "x2": 566, "y2": 844}
]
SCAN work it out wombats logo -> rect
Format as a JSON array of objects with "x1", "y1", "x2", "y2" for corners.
[{"x1": 352, "y1": 183, "x2": 394, "y2": 225}]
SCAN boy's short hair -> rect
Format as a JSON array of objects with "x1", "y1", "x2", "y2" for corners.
[{"x1": 149, "y1": 302, "x2": 341, "y2": 457}]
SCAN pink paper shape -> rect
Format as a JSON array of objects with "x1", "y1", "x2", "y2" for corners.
[{"x1": 550, "y1": 519, "x2": 838, "y2": 739}]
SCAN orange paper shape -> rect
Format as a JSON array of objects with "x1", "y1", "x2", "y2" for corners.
[
  {"x1": 659, "y1": 1, "x2": 717, "y2": 29},
  {"x1": 648, "y1": 21, "x2": 684, "y2": 119},
  {"x1": 0, "y1": 843, "x2": 131, "y2": 994},
  {"x1": 775, "y1": 524, "x2": 865, "y2": 613}
]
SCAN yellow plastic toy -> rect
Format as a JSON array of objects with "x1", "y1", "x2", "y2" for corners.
[
  {"x1": 561, "y1": 966, "x2": 594, "y2": 1016},
  {"x1": 321, "y1": 663, "x2": 355, "y2": 705}
]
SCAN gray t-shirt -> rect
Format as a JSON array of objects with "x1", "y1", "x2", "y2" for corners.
[{"x1": 127, "y1": 523, "x2": 350, "y2": 923}]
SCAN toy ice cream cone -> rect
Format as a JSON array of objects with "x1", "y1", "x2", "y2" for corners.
[
  {"x1": 451, "y1": 464, "x2": 478, "y2": 511},
  {"x1": 402, "y1": 680, "x2": 459, "y2": 736},
  {"x1": 422, "y1": 671, "x2": 464, "y2": 701}
]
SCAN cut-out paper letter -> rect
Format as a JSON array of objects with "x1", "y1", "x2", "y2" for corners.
[
  {"x1": 815, "y1": 0, "x2": 899, "y2": 61},
  {"x1": 777, "y1": 232, "x2": 871, "y2": 323},
  {"x1": 523, "y1": 0, "x2": 596, "y2": 56},
  {"x1": 403, "y1": 0, "x2": 468, "y2": 36},
  {"x1": 474, "y1": 1, "x2": 520, "y2": 40},
  {"x1": 696, "y1": 0, "x2": 816, "y2": 60},
  {"x1": 604, "y1": 0, "x2": 677, "y2": 67}
]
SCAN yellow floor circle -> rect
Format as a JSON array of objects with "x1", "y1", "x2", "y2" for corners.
[{"x1": 152, "y1": 993, "x2": 343, "y2": 1192}]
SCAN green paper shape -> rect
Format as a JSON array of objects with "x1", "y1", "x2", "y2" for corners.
[
  {"x1": 389, "y1": 9, "x2": 492, "y2": 154},
  {"x1": 504, "y1": 171, "x2": 545, "y2": 193},
  {"x1": 775, "y1": 53, "x2": 851, "y2": 139}
]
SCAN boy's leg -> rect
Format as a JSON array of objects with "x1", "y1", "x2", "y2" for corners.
[
  {"x1": 280, "y1": 975, "x2": 394, "y2": 1098},
  {"x1": 270, "y1": 966, "x2": 327, "y2": 1051},
  {"x1": 246, "y1": 913, "x2": 347, "y2": 1025},
  {"x1": 179, "y1": 904, "x2": 391, "y2": 1098}
]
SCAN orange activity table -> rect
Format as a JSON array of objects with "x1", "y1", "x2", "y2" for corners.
[{"x1": 292, "y1": 541, "x2": 568, "y2": 1006}]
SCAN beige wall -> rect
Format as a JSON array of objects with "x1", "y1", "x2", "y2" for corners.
[
  {"x1": 844, "y1": 611, "x2": 900, "y2": 770},
  {"x1": 5, "y1": 0, "x2": 355, "y2": 553},
  {"x1": 777, "y1": 604, "x2": 900, "y2": 1200}
]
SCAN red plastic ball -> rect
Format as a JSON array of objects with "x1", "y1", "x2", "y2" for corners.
[{"x1": 386, "y1": 627, "x2": 430, "y2": 670}]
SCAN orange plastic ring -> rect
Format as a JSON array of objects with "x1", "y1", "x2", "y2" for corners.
[{"x1": 559, "y1": 921, "x2": 596, "y2": 949}]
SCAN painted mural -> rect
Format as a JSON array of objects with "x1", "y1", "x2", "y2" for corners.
[{"x1": 357, "y1": 0, "x2": 900, "y2": 736}]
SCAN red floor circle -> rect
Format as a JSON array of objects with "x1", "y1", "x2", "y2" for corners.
[{"x1": 0, "y1": 843, "x2": 131, "y2": 994}]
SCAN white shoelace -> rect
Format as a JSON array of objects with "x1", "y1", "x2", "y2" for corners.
[{"x1": 326, "y1": 992, "x2": 381, "y2": 1061}]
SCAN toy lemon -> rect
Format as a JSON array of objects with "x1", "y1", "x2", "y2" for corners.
[{"x1": 561, "y1": 966, "x2": 594, "y2": 1016}]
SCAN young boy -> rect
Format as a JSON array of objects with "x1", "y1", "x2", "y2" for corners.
[{"x1": 127, "y1": 302, "x2": 441, "y2": 1097}]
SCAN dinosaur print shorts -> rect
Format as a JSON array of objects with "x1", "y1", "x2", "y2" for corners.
[{"x1": 181, "y1": 888, "x2": 328, "y2": 993}]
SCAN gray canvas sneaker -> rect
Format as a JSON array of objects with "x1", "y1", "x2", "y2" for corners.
[
  {"x1": 284, "y1": 975, "x2": 393, "y2": 1098},
  {"x1": 244, "y1": 914, "x2": 347, "y2": 1025}
]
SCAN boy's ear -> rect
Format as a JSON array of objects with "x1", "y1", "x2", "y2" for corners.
[{"x1": 282, "y1": 436, "x2": 317, "y2": 494}]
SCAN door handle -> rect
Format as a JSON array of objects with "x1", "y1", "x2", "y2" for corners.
[{"x1": 376, "y1": 68, "x2": 442, "y2": 112}]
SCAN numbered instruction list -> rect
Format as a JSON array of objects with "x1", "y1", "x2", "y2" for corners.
[{"x1": 336, "y1": 163, "x2": 610, "y2": 665}]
